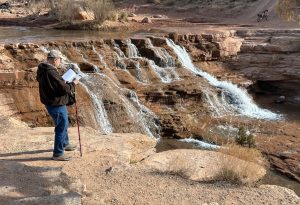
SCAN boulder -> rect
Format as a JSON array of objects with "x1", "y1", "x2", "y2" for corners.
[
  {"x1": 143, "y1": 149, "x2": 266, "y2": 184},
  {"x1": 73, "y1": 7, "x2": 94, "y2": 21},
  {"x1": 141, "y1": 17, "x2": 152, "y2": 23},
  {"x1": 275, "y1": 96, "x2": 286, "y2": 104}
]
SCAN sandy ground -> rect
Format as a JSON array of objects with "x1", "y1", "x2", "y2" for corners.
[{"x1": 0, "y1": 104, "x2": 300, "y2": 205}]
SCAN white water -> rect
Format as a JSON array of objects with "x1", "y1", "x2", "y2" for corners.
[
  {"x1": 95, "y1": 73, "x2": 158, "y2": 138},
  {"x1": 204, "y1": 92, "x2": 234, "y2": 117},
  {"x1": 112, "y1": 40, "x2": 126, "y2": 58},
  {"x1": 179, "y1": 138, "x2": 220, "y2": 149},
  {"x1": 127, "y1": 90, "x2": 160, "y2": 138},
  {"x1": 92, "y1": 46, "x2": 109, "y2": 69},
  {"x1": 146, "y1": 39, "x2": 175, "y2": 67},
  {"x1": 81, "y1": 81, "x2": 113, "y2": 134},
  {"x1": 145, "y1": 39, "x2": 179, "y2": 82},
  {"x1": 148, "y1": 60, "x2": 173, "y2": 83},
  {"x1": 126, "y1": 39, "x2": 140, "y2": 58},
  {"x1": 166, "y1": 39, "x2": 281, "y2": 120}
]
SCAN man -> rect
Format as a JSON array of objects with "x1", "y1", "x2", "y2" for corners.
[{"x1": 37, "y1": 50, "x2": 78, "y2": 161}]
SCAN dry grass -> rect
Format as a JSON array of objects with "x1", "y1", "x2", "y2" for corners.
[
  {"x1": 219, "y1": 144, "x2": 265, "y2": 165},
  {"x1": 166, "y1": 156, "x2": 195, "y2": 178},
  {"x1": 215, "y1": 145, "x2": 266, "y2": 185}
]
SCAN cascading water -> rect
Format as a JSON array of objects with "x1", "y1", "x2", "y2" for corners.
[
  {"x1": 204, "y1": 92, "x2": 234, "y2": 117},
  {"x1": 112, "y1": 40, "x2": 126, "y2": 58},
  {"x1": 166, "y1": 39, "x2": 281, "y2": 120},
  {"x1": 81, "y1": 80, "x2": 114, "y2": 134},
  {"x1": 143, "y1": 39, "x2": 180, "y2": 83},
  {"x1": 92, "y1": 46, "x2": 109, "y2": 69},
  {"x1": 95, "y1": 73, "x2": 159, "y2": 138},
  {"x1": 146, "y1": 38, "x2": 175, "y2": 67},
  {"x1": 127, "y1": 90, "x2": 160, "y2": 137},
  {"x1": 126, "y1": 39, "x2": 140, "y2": 58}
]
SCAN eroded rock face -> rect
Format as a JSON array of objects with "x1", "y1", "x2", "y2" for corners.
[
  {"x1": 168, "y1": 32, "x2": 242, "y2": 61},
  {"x1": 228, "y1": 29, "x2": 300, "y2": 105},
  {"x1": 0, "y1": 38, "x2": 215, "y2": 138},
  {"x1": 0, "y1": 32, "x2": 299, "y2": 184}
]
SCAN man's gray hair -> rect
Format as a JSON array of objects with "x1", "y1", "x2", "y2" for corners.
[{"x1": 47, "y1": 50, "x2": 63, "y2": 59}]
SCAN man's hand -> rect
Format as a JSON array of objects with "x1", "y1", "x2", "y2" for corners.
[{"x1": 73, "y1": 79, "x2": 79, "y2": 85}]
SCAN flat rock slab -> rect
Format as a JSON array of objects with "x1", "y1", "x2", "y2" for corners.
[{"x1": 143, "y1": 149, "x2": 266, "y2": 184}]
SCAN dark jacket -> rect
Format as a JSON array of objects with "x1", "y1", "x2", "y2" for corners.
[{"x1": 36, "y1": 63, "x2": 75, "y2": 106}]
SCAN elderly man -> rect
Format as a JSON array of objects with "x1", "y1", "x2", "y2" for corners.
[{"x1": 37, "y1": 50, "x2": 78, "y2": 161}]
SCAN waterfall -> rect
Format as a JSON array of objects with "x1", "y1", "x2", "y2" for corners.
[
  {"x1": 166, "y1": 39, "x2": 281, "y2": 120},
  {"x1": 112, "y1": 40, "x2": 126, "y2": 58},
  {"x1": 204, "y1": 92, "x2": 233, "y2": 117},
  {"x1": 127, "y1": 90, "x2": 160, "y2": 138},
  {"x1": 146, "y1": 39, "x2": 175, "y2": 67},
  {"x1": 149, "y1": 60, "x2": 173, "y2": 83},
  {"x1": 126, "y1": 39, "x2": 140, "y2": 58},
  {"x1": 92, "y1": 46, "x2": 109, "y2": 69},
  {"x1": 81, "y1": 80, "x2": 113, "y2": 134},
  {"x1": 97, "y1": 73, "x2": 159, "y2": 138}
]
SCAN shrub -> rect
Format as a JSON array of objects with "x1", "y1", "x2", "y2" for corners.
[
  {"x1": 86, "y1": 0, "x2": 114, "y2": 24},
  {"x1": 235, "y1": 127, "x2": 255, "y2": 148},
  {"x1": 25, "y1": 0, "x2": 51, "y2": 16},
  {"x1": 55, "y1": 0, "x2": 80, "y2": 22},
  {"x1": 118, "y1": 10, "x2": 128, "y2": 22}
]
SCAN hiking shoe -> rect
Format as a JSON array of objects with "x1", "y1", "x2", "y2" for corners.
[
  {"x1": 64, "y1": 144, "x2": 77, "y2": 151},
  {"x1": 51, "y1": 155, "x2": 71, "y2": 161}
]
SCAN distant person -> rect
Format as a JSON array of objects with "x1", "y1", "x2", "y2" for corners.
[
  {"x1": 36, "y1": 50, "x2": 78, "y2": 161},
  {"x1": 257, "y1": 9, "x2": 269, "y2": 22}
]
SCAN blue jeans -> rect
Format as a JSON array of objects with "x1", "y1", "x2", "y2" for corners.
[{"x1": 46, "y1": 105, "x2": 70, "y2": 157}]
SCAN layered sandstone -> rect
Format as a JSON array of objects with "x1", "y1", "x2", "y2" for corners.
[
  {"x1": 228, "y1": 29, "x2": 300, "y2": 105},
  {"x1": 0, "y1": 31, "x2": 299, "y2": 184}
]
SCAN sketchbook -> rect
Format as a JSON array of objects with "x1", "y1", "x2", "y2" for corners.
[{"x1": 62, "y1": 69, "x2": 82, "y2": 83}]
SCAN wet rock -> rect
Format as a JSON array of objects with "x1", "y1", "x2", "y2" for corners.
[
  {"x1": 141, "y1": 17, "x2": 152, "y2": 23},
  {"x1": 275, "y1": 96, "x2": 286, "y2": 104}
]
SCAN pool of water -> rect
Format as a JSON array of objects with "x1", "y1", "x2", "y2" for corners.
[
  {"x1": 0, "y1": 26, "x2": 168, "y2": 43},
  {"x1": 253, "y1": 94, "x2": 300, "y2": 122}
]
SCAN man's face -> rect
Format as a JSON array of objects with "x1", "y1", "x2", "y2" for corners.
[{"x1": 54, "y1": 57, "x2": 61, "y2": 68}]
